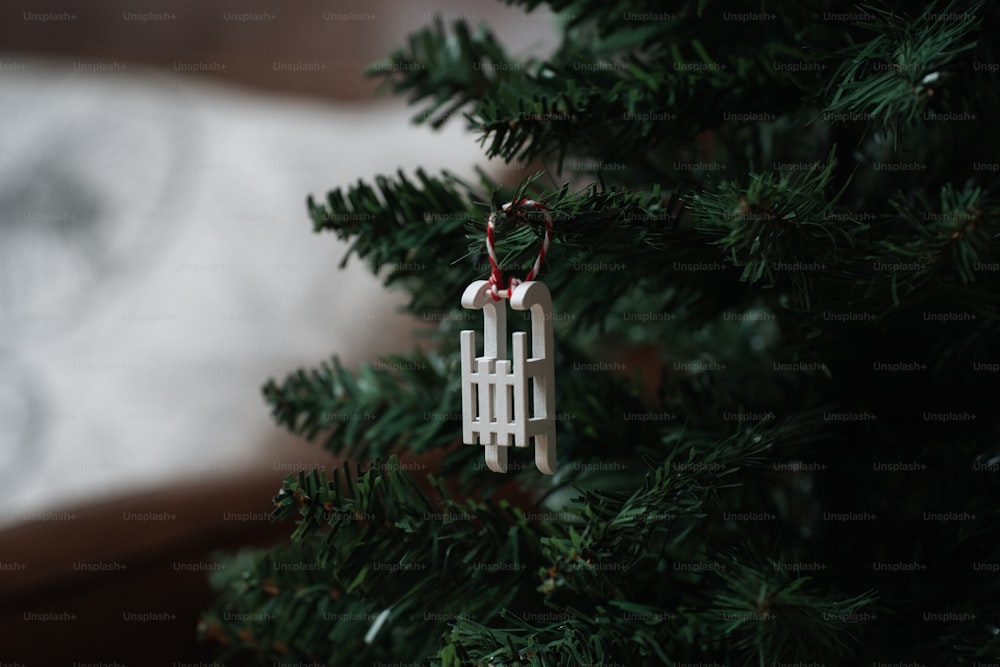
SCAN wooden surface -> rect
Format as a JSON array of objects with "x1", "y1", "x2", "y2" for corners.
[{"x1": 0, "y1": 466, "x2": 296, "y2": 665}]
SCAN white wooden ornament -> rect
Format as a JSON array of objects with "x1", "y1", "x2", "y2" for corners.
[{"x1": 460, "y1": 279, "x2": 556, "y2": 474}]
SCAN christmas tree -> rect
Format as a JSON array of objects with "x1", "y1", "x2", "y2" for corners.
[{"x1": 200, "y1": 1, "x2": 1000, "y2": 664}]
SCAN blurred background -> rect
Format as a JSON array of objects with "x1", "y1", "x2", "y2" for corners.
[
  {"x1": 0, "y1": 0, "x2": 561, "y2": 521},
  {"x1": 0, "y1": 1, "x2": 558, "y2": 663}
]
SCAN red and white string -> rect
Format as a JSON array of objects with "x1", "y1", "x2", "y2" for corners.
[{"x1": 486, "y1": 199, "x2": 552, "y2": 300}]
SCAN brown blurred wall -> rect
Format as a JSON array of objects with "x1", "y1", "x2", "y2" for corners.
[{"x1": 0, "y1": 0, "x2": 526, "y2": 101}]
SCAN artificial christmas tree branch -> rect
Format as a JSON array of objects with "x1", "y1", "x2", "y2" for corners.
[
  {"x1": 824, "y1": 1, "x2": 982, "y2": 139},
  {"x1": 262, "y1": 350, "x2": 459, "y2": 460},
  {"x1": 308, "y1": 164, "x2": 1000, "y2": 333},
  {"x1": 205, "y1": 461, "x2": 546, "y2": 664},
  {"x1": 205, "y1": 413, "x2": 876, "y2": 664},
  {"x1": 373, "y1": 16, "x2": 817, "y2": 168}
]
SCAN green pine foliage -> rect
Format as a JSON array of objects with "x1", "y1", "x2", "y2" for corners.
[{"x1": 202, "y1": 0, "x2": 1000, "y2": 664}]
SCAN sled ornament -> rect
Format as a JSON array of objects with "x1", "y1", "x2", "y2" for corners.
[{"x1": 459, "y1": 199, "x2": 556, "y2": 474}]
